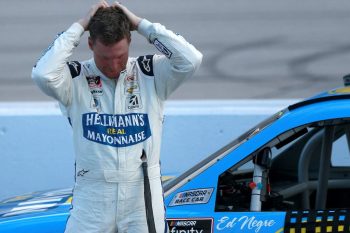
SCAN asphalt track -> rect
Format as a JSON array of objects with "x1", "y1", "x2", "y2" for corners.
[{"x1": 1, "y1": 0, "x2": 350, "y2": 101}]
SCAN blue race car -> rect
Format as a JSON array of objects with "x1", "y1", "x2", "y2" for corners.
[{"x1": 2, "y1": 77, "x2": 350, "y2": 233}]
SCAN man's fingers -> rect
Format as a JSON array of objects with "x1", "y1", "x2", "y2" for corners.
[
  {"x1": 79, "y1": 0, "x2": 109, "y2": 30},
  {"x1": 91, "y1": 1, "x2": 108, "y2": 16},
  {"x1": 97, "y1": 0, "x2": 108, "y2": 9},
  {"x1": 100, "y1": 0, "x2": 109, "y2": 8},
  {"x1": 112, "y1": 1, "x2": 125, "y2": 9},
  {"x1": 93, "y1": 0, "x2": 108, "y2": 12}
]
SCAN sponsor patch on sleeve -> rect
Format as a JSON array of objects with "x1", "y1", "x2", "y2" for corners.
[
  {"x1": 153, "y1": 39, "x2": 173, "y2": 58},
  {"x1": 67, "y1": 61, "x2": 81, "y2": 78},
  {"x1": 34, "y1": 32, "x2": 64, "y2": 67},
  {"x1": 137, "y1": 55, "x2": 154, "y2": 76},
  {"x1": 167, "y1": 218, "x2": 213, "y2": 233},
  {"x1": 169, "y1": 188, "x2": 214, "y2": 207}
]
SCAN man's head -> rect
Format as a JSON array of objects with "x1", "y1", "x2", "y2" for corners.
[
  {"x1": 88, "y1": 7, "x2": 131, "y2": 79},
  {"x1": 88, "y1": 7, "x2": 131, "y2": 45}
]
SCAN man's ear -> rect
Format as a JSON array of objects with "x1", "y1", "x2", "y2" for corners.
[{"x1": 88, "y1": 37, "x2": 94, "y2": 51}]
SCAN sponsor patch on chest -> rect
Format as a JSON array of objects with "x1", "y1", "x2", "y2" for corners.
[
  {"x1": 126, "y1": 94, "x2": 143, "y2": 111},
  {"x1": 82, "y1": 112, "x2": 151, "y2": 147},
  {"x1": 86, "y1": 76, "x2": 103, "y2": 96}
]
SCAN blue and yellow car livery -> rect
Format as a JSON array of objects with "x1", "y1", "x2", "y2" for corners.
[{"x1": 2, "y1": 80, "x2": 350, "y2": 233}]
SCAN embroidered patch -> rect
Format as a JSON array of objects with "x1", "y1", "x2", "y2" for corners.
[
  {"x1": 126, "y1": 94, "x2": 142, "y2": 111},
  {"x1": 137, "y1": 55, "x2": 154, "y2": 76},
  {"x1": 153, "y1": 39, "x2": 172, "y2": 58},
  {"x1": 67, "y1": 61, "x2": 81, "y2": 78},
  {"x1": 82, "y1": 113, "x2": 151, "y2": 147},
  {"x1": 125, "y1": 84, "x2": 140, "y2": 94},
  {"x1": 91, "y1": 97, "x2": 102, "y2": 112},
  {"x1": 86, "y1": 76, "x2": 103, "y2": 96},
  {"x1": 125, "y1": 75, "x2": 138, "y2": 83}
]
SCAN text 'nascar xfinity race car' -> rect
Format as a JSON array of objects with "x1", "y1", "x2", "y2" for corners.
[{"x1": 1, "y1": 77, "x2": 350, "y2": 233}]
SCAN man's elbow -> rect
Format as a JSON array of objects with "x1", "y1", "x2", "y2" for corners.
[
  {"x1": 192, "y1": 50, "x2": 203, "y2": 72},
  {"x1": 31, "y1": 67, "x2": 52, "y2": 97},
  {"x1": 31, "y1": 65, "x2": 46, "y2": 84},
  {"x1": 185, "y1": 50, "x2": 203, "y2": 74}
]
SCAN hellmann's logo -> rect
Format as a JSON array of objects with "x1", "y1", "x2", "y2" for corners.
[{"x1": 82, "y1": 112, "x2": 151, "y2": 147}]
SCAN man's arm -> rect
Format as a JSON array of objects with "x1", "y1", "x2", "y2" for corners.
[
  {"x1": 115, "y1": 2, "x2": 203, "y2": 101},
  {"x1": 31, "y1": 1, "x2": 108, "y2": 106}
]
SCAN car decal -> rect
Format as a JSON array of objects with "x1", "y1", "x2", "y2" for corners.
[
  {"x1": 169, "y1": 188, "x2": 214, "y2": 207},
  {"x1": 215, "y1": 215, "x2": 279, "y2": 232},
  {"x1": 167, "y1": 218, "x2": 213, "y2": 233},
  {"x1": 284, "y1": 209, "x2": 350, "y2": 233},
  {"x1": 329, "y1": 87, "x2": 350, "y2": 95}
]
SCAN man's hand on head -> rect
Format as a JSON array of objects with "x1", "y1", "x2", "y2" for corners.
[
  {"x1": 78, "y1": 0, "x2": 109, "y2": 30},
  {"x1": 112, "y1": 2, "x2": 142, "y2": 31}
]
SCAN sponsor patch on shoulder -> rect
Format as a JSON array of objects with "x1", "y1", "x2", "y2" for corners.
[
  {"x1": 137, "y1": 55, "x2": 154, "y2": 76},
  {"x1": 153, "y1": 39, "x2": 173, "y2": 58},
  {"x1": 167, "y1": 218, "x2": 213, "y2": 233},
  {"x1": 169, "y1": 188, "x2": 214, "y2": 207},
  {"x1": 67, "y1": 61, "x2": 81, "y2": 78}
]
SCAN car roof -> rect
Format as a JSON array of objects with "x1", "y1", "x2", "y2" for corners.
[{"x1": 289, "y1": 87, "x2": 350, "y2": 111}]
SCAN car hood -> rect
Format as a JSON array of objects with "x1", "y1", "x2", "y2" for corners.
[
  {"x1": 0, "y1": 188, "x2": 72, "y2": 219},
  {"x1": 0, "y1": 174, "x2": 178, "y2": 220}
]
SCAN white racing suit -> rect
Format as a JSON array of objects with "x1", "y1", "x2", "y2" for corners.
[{"x1": 32, "y1": 19, "x2": 202, "y2": 233}]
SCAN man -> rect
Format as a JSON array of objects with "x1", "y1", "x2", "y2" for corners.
[{"x1": 32, "y1": 1, "x2": 202, "y2": 233}]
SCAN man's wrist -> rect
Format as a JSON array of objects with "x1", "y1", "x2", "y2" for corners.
[
  {"x1": 133, "y1": 17, "x2": 142, "y2": 30},
  {"x1": 137, "y1": 19, "x2": 153, "y2": 41},
  {"x1": 70, "y1": 22, "x2": 85, "y2": 39},
  {"x1": 78, "y1": 18, "x2": 89, "y2": 31}
]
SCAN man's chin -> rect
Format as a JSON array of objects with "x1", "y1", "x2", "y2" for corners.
[
  {"x1": 104, "y1": 72, "x2": 120, "y2": 79},
  {"x1": 105, "y1": 69, "x2": 126, "y2": 79}
]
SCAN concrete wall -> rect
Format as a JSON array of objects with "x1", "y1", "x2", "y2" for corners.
[{"x1": 0, "y1": 100, "x2": 297, "y2": 200}]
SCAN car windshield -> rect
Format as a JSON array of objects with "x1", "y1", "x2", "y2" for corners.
[{"x1": 164, "y1": 108, "x2": 287, "y2": 194}]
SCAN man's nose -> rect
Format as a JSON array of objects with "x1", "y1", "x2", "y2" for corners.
[{"x1": 109, "y1": 58, "x2": 122, "y2": 67}]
